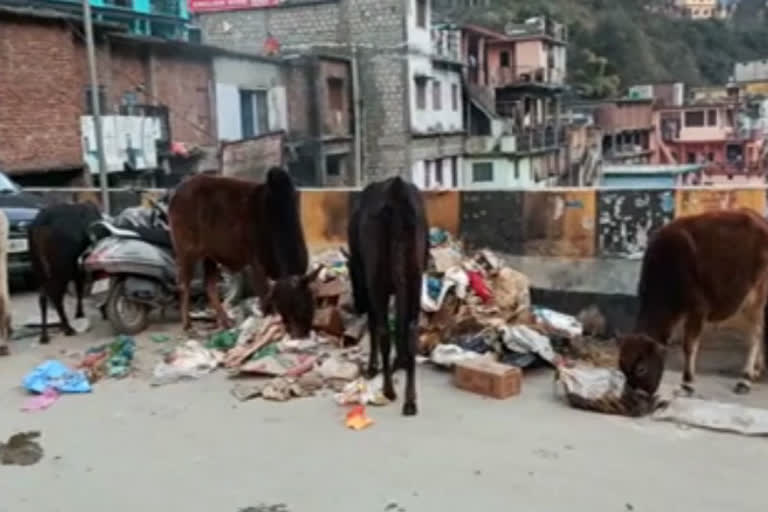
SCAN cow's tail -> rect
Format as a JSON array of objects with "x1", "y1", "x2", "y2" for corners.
[{"x1": 264, "y1": 166, "x2": 308, "y2": 275}]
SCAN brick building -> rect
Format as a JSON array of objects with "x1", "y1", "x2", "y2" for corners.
[
  {"x1": 197, "y1": 0, "x2": 465, "y2": 186},
  {"x1": 0, "y1": 5, "x2": 218, "y2": 186}
]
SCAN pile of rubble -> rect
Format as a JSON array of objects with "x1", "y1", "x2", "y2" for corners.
[{"x1": 147, "y1": 228, "x2": 613, "y2": 405}]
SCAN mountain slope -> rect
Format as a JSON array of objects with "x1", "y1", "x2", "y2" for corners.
[{"x1": 444, "y1": 0, "x2": 768, "y2": 96}]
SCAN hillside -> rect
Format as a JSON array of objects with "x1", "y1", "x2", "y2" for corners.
[{"x1": 443, "y1": 0, "x2": 768, "y2": 98}]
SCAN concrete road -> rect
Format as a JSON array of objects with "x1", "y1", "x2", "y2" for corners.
[{"x1": 0, "y1": 291, "x2": 767, "y2": 512}]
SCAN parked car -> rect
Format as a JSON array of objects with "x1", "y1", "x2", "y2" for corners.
[{"x1": 0, "y1": 171, "x2": 44, "y2": 282}]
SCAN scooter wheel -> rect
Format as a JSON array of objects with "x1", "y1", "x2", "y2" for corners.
[{"x1": 106, "y1": 280, "x2": 150, "y2": 335}]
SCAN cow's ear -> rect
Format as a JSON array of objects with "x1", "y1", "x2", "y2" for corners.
[{"x1": 302, "y1": 265, "x2": 323, "y2": 285}]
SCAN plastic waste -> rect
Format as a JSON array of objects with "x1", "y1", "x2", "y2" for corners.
[
  {"x1": 430, "y1": 344, "x2": 481, "y2": 368},
  {"x1": 23, "y1": 360, "x2": 91, "y2": 394},
  {"x1": 499, "y1": 325, "x2": 557, "y2": 365},
  {"x1": 534, "y1": 307, "x2": 583, "y2": 338},
  {"x1": 151, "y1": 340, "x2": 221, "y2": 386}
]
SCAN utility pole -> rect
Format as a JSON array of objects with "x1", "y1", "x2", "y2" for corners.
[{"x1": 82, "y1": 0, "x2": 110, "y2": 214}]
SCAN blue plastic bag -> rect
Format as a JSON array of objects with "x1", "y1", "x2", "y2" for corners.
[{"x1": 22, "y1": 360, "x2": 91, "y2": 394}]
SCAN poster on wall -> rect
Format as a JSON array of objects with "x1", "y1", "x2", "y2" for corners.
[{"x1": 188, "y1": 0, "x2": 282, "y2": 13}]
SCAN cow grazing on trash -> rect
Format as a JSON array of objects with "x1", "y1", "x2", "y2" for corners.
[
  {"x1": 347, "y1": 176, "x2": 429, "y2": 416},
  {"x1": 619, "y1": 209, "x2": 768, "y2": 399},
  {"x1": 28, "y1": 202, "x2": 102, "y2": 344},
  {"x1": 168, "y1": 167, "x2": 319, "y2": 336}
]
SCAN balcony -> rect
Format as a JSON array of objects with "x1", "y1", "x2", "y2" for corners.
[
  {"x1": 489, "y1": 66, "x2": 565, "y2": 88},
  {"x1": 514, "y1": 124, "x2": 565, "y2": 153},
  {"x1": 431, "y1": 28, "x2": 461, "y2": 63}
]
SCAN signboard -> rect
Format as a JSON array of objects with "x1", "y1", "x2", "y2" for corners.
[
  {"x1": 189, "y1": 0, "x2": 282, "y2": 14},
  {"x1": 220, "y1": 131, "x2": 285, "y2": 181}
]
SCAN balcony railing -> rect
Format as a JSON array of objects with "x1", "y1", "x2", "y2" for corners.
[
  {"x1": 431, "y1": 28, "x2": 461, "y2": 62},
  {"x1": 489, "y1": 66, "x2": 565, "y2": 88},
  {"x1": 515, "y1": 124, "x2": 565, "y2": 152}
]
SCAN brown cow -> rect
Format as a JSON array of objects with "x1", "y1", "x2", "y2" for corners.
[
  {"x1": 619, "y1": 209, "x2": 768, "y2": 399},
  {"x1": 168, "y1": 168, "x2": 318, "y2": 336}
]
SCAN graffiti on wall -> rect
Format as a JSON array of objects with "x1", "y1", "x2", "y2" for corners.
[{"x1": 598, "y1": 190, "x2": 675, "y2": 259}]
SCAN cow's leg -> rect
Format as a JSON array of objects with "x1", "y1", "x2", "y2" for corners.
[
  {"x1": 680, "y1": 313, "x2": 704, "y2": 396},
  {"x1": 365, "y1": 309, "x2": 380, "y2": 379},
  {"x1": 177, "y1": 254, "x2": 195, "y2": 332},
  {"x1": 74, "y1": 269, "x2": 85, "y2": 319},
  {"x1": 38, "y1": 293, "x2": 49, "y2": 344},
  {"x1": 203, "y1": 259, "x2": 231, "y2": 330},
  {"x1": 736, "y1": 322, "x2": 764, "y2": 394},
  {"x1": 371, "y1": 291, "x2": 395, "y2": 401},
  {"x1": 396, "y1": 277, "x2": 421, "y2": 416},
  {"x1": 51, "y1": 283, "x2": 75, "y2": 337}
]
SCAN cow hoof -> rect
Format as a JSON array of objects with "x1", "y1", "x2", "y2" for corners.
[
  {"x1": 402, "y1": 402, "x2": 417, "y2": 416},
  {"x1": 0, "y1": 345, "x2": 9, "y2": 356},
  {"x1": 39, "y1": 336, "x2": 50, "y2": 345},
  {"x1": 365, "y1": 366, "x2": 380, "y2": 379},
  {"x1": 734, "y1": 381, "x2": 752, "y2": 394},
  {"x1": 63, "y1": 328, "x2": 76, "y2": 337},
  {"x1": 675, "y1": 384, "x2": 695, "y2": 397},
  {"x1": 383, "y1": 387, "x2": 397, "y2": 402}
]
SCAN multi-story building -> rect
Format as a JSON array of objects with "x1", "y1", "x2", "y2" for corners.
[
  {"x1": 0, "y1": 4, "x2": 232, "y2": 186},
  {"x1": 459, "y1": 17, "x2": 569, "y2": 188},
  {"x1": 198, "y1": 0, "x2": 465, "y2": 188},
  {"x1": 1, "y1": 0, "x2": 194, "y2": 40},
  {"x1": 654, "y1": 100, "x2": 766, "y2": 185},
  {"x1": 673, "y1": 0, "x2": 728, "y2": 19}
]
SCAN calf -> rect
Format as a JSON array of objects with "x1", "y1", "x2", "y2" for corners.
[
  {"x1": 0, "y1": 210, "x2": 10, "y2": 355},
  {"x1": 169, "y1": 167, "x2": 318, "y2": 336},
  {"x1": 28, "y1": 202, "x2": 102, "y2": 344},
  {"x1": 619, "y1": 209, "x2": 768, "y2": 398},
  {"x1": 347, "y1": 176, "x2": 429, "y2": 416}
]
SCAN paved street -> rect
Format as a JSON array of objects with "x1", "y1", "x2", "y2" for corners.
[{"x1": 0, "y1": 291, "x2": 766, "y2": 512}]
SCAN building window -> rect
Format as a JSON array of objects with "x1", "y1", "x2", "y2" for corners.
[
  {"x1": 416, "y1": 0, "x2": 427, "y2": 28},
  {"x1": 240, "y1": 89, "x2": 269, "y2": 138},
  {"x1": 707, "y1": 109, "x2": 717, "y2": 126},
  {"x1": 450, "y1": 156, "x2": 458, "y2": 186},
  {"x1": 500, "y1": 51, "x2": 510, "y2": 67},
  {"x1": 684, "y1": 110, "x2": 705, "y2": 127},
  {"x1": 472, "y1": 162, "x2": 493, "y2": 182},
  {"x1": 435, "y1": 159, "x2": 443, "y2": 185},
  {"x1": 451, "y1": 83, "x2": 459, "y2": 111},
  {"x1": 424, "y1": 160, "x2": 432, "y2": 187},
  {"x1": 327, "y1": 77, "x2": 344, "y2": 112},
  {"x1": 415, "y1": 78, "x2": 427, "y2": 110},
  {"x1": 433, "y1": 80, "x2": 442, "y2": 110},
  {"x1": 326, "y1": 154, "x2": 345, "y2": 177},
  {"x1": 84, "y1": 85, "x2": 107, "y2": 115}
]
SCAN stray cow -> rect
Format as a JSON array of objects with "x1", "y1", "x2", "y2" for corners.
[
  {"x1": 347, "y1": 176, "x2": 429, "y2": 416},
  {"x1": 619, "y1": 209, "x2": 768, "y2": 398},
  {"x1": 168, "y1": 167, "x2": 318, "y2": 336},
  {"x1": 0, "y1": 210, "x2": 10, "y2": 355},
  {"x1": 28, "y1": 202, "x2": 102, "y2": 344}
]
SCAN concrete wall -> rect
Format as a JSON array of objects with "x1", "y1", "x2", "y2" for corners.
[{"x1": 409, "y1": 58, "x2": 463, "y2": 134}]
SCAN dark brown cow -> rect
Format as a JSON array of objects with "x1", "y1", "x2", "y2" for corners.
[
  {"x1": 619, "y1": 209, "x2": 768, "y2": 399},
  {"x1": 168, "y1": 167, "x2": 318, "y2": 336},
  {"x1": 347, "y1": 176, "x2": 429, "y2": 416},
  {"x1": 28, "y1": 202, "x2": 102, "y2": 344}
]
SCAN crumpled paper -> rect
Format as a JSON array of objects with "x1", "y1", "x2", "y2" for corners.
[
  {"x1": 499, "y1": 325, "x2": 557, "y2": 365},
  {"x1": 151, "y1": 340, "x2": 223, "y2": 386},
  {"x1": 556, "y1": 364, "x2": 652, "y2": 417},
  {"x1": 334, "y1": 376, "x2": 390, "y2": 406},
  {"x1": 430, "y1": 344, "x2": 481, "y2": 368}
]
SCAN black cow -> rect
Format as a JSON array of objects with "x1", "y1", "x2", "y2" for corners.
[
  {"x1": 28, "y1": 202, "x2": 102, "y2": 344},
  {"x1": 347, "y1": 176, "x2": 429, "y2": 416}
]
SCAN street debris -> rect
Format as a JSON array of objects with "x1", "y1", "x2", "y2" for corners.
[
  {"x1": 346, "y1": 405, "x2": 374, "y2": 430},
  {"x1": 454, "y1": 357, "x2": 522, "y2": 399},
  {"x1": 79, "y1": 335, "x2": 136, "y2": 382},
  {"x1": 23, "y1": 360, "x2": 91, "y2": 394},
  {"x1": 653, "y1": 397, "x2": 768, "y2": 437},
  {"x1": 556, "y1": 364, "x2": 654, "y2": 417},
  {"x1": 0, "y1": 431, "x2": 43, "y2": 466},
  {"x1": 334, "y1": 375, "x2": 391, "y2": 406},
  {"x1": 21, "y1": 388, "x2": 59, "y2": 412},
  {"x1": 151, "y1": 340, "x2": 222, "y2": 386}
]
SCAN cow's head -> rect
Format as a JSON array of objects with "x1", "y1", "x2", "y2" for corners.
[
  {"x1": 618, "y1": 333, "x2": 666, "y2": 398},
  {"x1": 262, "y1": 266, "x2": 323, "y2": 338}
]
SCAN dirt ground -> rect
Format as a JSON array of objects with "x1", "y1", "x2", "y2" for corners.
[{"x1": 0, "y1": 291, "x2": 767, "y2": 512}]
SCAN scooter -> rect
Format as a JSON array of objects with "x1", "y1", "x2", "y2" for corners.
[{"x1": 83, "y1": 196, "x2": 242, "y2": 334}]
